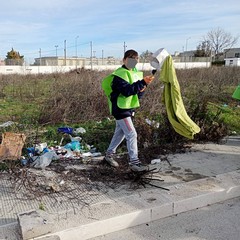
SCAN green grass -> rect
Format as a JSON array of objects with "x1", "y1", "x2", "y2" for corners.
[
  {"x1": 220, "y1": 105, "x2": 240, "y2": 134},
  {"x1": 0, "y1": 76, "x2": 53, "y2": 123},
  {"x1": 39, "y1": 119, "x2": 117, "y2": 152},
  {"x1": 0, "y1": 97, "x2": 41, "y2": 123},
  {"x1": 207, "y1": 102, "x2": 240, "y2": 134}
]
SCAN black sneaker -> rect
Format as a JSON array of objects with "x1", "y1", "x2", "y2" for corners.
[
  {"x1": 129, "y1": 163, "x2": 149, "y2": 172},
  {"x1": 104, "y1": 154, "x2": 119, "y2": 167}
]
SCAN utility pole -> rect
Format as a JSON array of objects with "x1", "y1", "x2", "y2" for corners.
[
  {"x1": 75, "y1": 36, "x2": 79, "y2": 69},
  {"x1": 75, "y1": 36, "x2": 79, "y2": 57},
  {"x1": 55, "y1": 45, "x2": 58, "y2": 57},
  {"x1": 123, "y1": 41, "x2": 127, "y2": 55},
  {"x1": 39, "y1": 48, "x2": 42, "y2": 66},
  {"x1": 185, "y1": 37, "x2": 191, "y2": 69},
  {"x1": 102, "y1": 49, "x2": 104, "y2": 65},
  {"x1": 185, "y1": 37, "x2": 191, "y2": 68},
  {"x1": 64, "y1": 40, "x2": 67, "y2": 66},
  {"x1": 55, "y1": 45, "x2": 58, "y2": 66},
  {"x1": 90, "y1": 41, "x2": 93, "y2": 70}
]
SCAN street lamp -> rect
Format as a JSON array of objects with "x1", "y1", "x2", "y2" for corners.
[
  {"x1": 102, "y1": 49, "x2": 104, "y2": 65},
  {"x1": 75, "y1": 36, "x2": 79, "y2": 69},
  {"x1": 185, "y1": 37, "x2": 191, "y2": 68},
  {"x1": 185, "y1": 37, "x2": 191, "y2": 53},
  {"x1": 90, "y1": 41, "x2": 93, "y2": 70},
  {"x1": 123, "y1": 41, "x2": 127, "y2": 54},
  {"x1": 64, "y1": 40, "x2": 66, "y2": 66},
  {"x1": 75, "y1": 36, "x2": 79, "y2": 57},
  {"x1": 39, "y1": 48, "x2": 42, "y2": 66},
  {"x1": 55, "y1": 45, "x2": 58, "y2": 57}
]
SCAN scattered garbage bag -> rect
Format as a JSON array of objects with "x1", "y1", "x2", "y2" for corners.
[
  {"x1": 69, "y1": 135, "x2": 82, "y2": 142},
  {"x1": 27, "y1": 143, "x2": 49, "y2": 158},
  {"x1": 21, "y1": 156, "x2": 28, "y2": 166},
  {"x1": 30, "y1": 151, "x2": 59, "y2": 169},
  {"x1": 27, "y1": 147, "x2": 37, "y2": 157},
  {"x1": 151, "y1": 159, "x2": 161, "y2": 164},
  {"x1": 0, "y1": 121, "x2": 15, "y2": 128},
  {"x1": 73, "y1": 127, "x2": 86, "y2": 134},
  {"x1": 57, "y1": 127, "x2": 73, "y2": 135},
  {"x1": 35, "y1": 142, "x2": 49, "y2": 154},
  {"x1": 64, "y1": 141, "x2": 81, "y2": 151}
]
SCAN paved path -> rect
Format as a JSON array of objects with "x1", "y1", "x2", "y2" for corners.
[
  {"x1": 90, "y1": 196, "x2": 240, "y2": 240},
  {"x1": 0, "y1": 136, "x2": 239, "y2": 240}
]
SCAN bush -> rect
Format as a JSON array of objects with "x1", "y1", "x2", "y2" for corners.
[{"x1": 0, "y1": 66, "x2": 239, "y2": 152}]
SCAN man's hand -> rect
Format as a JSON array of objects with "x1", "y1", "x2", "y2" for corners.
[
  {"x1": 144, "y1": 75, "x2": 154, "y2": 85},
  {"x1": 140, "y1": 86, "x2": 146, "y2": 92}
]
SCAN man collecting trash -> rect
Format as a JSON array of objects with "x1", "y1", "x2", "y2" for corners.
[{"x1": 102, "y1": 49, "x2": 154, "y2": 172}]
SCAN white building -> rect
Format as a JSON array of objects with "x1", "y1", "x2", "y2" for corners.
[
  {"x1": 224, "y1": 48, "x2": 240, "y2": 66},
  {"x1": 224, "y1": 58, "x2": 240, "y2": 66}
]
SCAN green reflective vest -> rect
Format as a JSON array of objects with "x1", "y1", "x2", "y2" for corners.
[{"x1": 102, "y1": 67, "x2": 143, "y2": 113}]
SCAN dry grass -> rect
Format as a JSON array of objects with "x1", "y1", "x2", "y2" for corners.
[
  {"x1": 1, "y1": 66, "x2": 238, "y2": 124},
  {"x1": 0, "y1": 66, "x2": 239, "y2": 144},
  {"x1": 37, "y1": 66, "x2": 239, "y2": 146},
  {"x1": 39, "y1": 69, "x2": 111, "y2": 123}
]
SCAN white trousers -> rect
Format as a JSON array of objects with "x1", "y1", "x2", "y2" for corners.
[{"x1": 106, "y1": 117, "x2": 139, "y2": 164}]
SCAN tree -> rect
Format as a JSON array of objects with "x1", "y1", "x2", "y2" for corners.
[
  {"x1": 140, "y1": 50, "x2": 153, "y2": 63},
  {"x1": 194, "y1": 40, "x2": 211, "y2": 57},
  {"x1": 5, "y1": 48, "x2": 24, "y2": 65},
  {"x1": 202, "y1": 27, "x2": 239, "y2": 60}
]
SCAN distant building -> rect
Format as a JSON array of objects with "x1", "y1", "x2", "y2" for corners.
[
  {"x1": 33, "y1": 56, "x2": 85, "y2": 67},
  {"x1": 0, "y1": 59, "x2": 5, "y2": 66},
  {"x1": 172, "y1": 50, "x2": 209, "y2": 63},
  {"x1": 33, "y1": 56, "x2": 122, "y2": 66},
  {"x1": 224, "y1": 48, "x2": 240, "y2": 66},
  {"x1": 225, "y1": 58, "x2": 240, "y2": 66},
  {"x1": 224, "y1": 48, "x2": 240, "y2": 58}
]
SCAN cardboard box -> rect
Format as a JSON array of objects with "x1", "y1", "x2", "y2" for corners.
[{"x1": 0, "y1": 132, "x2": 26, "y2": 160}]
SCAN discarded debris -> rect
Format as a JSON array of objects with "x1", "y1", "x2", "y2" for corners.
[
  {"x1": 23, "y1": 126, "x2": 102, "y2": 169},
  {"x1": 129, "y1": 167, "x2": 170, "y2": 191},
  {"x1": 30, "y1": 151, "x2": 60, "y2": 169},
  {"x1": 0, "y1": 121, "x2": 15, "y2": 128},
  {"x1": 0, "y1": 132, "x2": 26, "y2": 160},
  {"x1": 0, "y1": 125, "x2": 182, "y2": 201}
]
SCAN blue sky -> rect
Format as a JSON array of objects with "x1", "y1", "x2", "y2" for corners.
[{"x1": 0, "y1": 0, "x2": 239, "y2": 64}]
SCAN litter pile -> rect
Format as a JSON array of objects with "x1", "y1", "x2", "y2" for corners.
[
  {"x1": 0, "y1": 124, "x2": 181, "y2": 199},
  {"x1": 22, "y1": 126, "x2": 102, "y2": 169}
]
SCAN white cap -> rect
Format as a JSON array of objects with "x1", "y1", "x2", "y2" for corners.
[{"x1": 150, "y1": 48, "x2": 170, "y2": 70}]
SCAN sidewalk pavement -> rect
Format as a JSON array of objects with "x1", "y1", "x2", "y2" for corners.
[{"x1": 0, "y1": 136, "x2": 239, "y2": 240}]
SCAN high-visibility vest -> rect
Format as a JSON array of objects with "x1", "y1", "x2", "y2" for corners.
[{"x1": 102, "y1": 67, "x2": 143, "y2": 113}]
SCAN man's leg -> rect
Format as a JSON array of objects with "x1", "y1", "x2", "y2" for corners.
[
  {"x1": 106, "y1": 121, "x2": 125, "y2": 155},
  {"x1": 117, "y1": 117, "x2": 139, "y2": 164},
  {"x1": 119, "y1": 117, "x2": 149, "y2": 172}
]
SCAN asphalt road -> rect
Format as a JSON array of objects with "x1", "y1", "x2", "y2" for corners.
[{"x1": 90, "y1": 197, "x2": 240, "y2": 240}]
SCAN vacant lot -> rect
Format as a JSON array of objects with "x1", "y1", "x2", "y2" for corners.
[{"x1": 0, "y1": 66, "x2": 239, "y2": 155}]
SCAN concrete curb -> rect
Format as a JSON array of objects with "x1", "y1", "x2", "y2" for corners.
[{"x1": 23, "y1": 170, "x2": 240, "y2": 240}]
